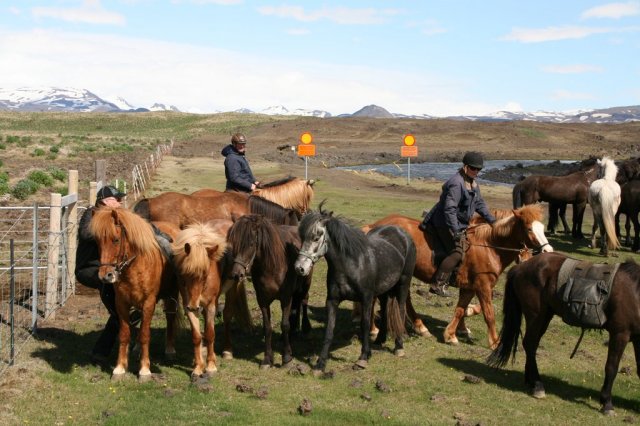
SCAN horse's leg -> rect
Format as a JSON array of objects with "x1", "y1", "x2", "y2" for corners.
[
  {"x1": 624, "y1": 214, "x2": 631, "y2": 247},
  {"x1": 631, "y1": 211, "x2": 640, "y2": 252},
  {"x1": 522, "y1": 310, "x2": 553, "y2": 398},
  {"x1": 163, "y1": 297, "x2": 178, "y2": 361},
  {"x1": 373, "y1": 294, "x2": 389, "y2": 346},
  {"x1": 573, "y1": 202, "x2": 586, "y2": 239},
  {"x1": 315, "y1": 299, "x2": 339, "y2": 373},
  {"x1": 443, "y1": 289, "x2": 475, "y2": 345},
  {"x1": 137, "y1": 300, "x2": 157, "y2": 382},
  {"x1": 204, "y1": 302, "x2": 217, "y2": 375},
  {"x1": 186, "y1": 306, "x2": 204, "y2": 378},
  {"x1": 474, "y1": 284, "x2": 499, "y2": 349},
  {"x1": 393, "y1": 282, "x2": 410, "y2": 356},
  {"x1": 600, "y1": 331, "x2": 630, "y2": 415},
  {"x1": 547, "y1": 203, "x2": 558, "y2": 234},
  {"x1": 221, "y1": 295, "x2": 234, "y2": 359},
  {"x1": 260, "y1": 304, "x2": 273, "y2": 369},
  {"x1": 458, "y1": 303, "x2": 482, "y2": 337},
  {"x1": 356, "y1": 296, "x2": 374, "y2": 369},
  {"x1": 112, "y1": 314, "x2": 131, "y2": 379},
  {"x1": 615, "y1": 211, "x2": 622, "y2": 244},
  {"x1": 560, "y1": 203, "x2": 570, "y2": 235},
  {"x1": 406, "y1": 292, "x2": 431, "y2": 337},
  {"x1": 280, "y1": 298, "x2": 293, "y2": 366}
]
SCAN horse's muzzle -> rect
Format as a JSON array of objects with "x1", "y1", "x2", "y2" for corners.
[
  {"x1": 294, "y1": 258, "x2": 311, "y2": 276},
  {"x1": 100, "y1": 270, "x2": 119, "y2": 284}
]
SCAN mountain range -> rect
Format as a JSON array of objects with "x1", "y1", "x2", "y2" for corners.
[{"x1": 0, "y1": 87, "x2": 639, "y2": 124}]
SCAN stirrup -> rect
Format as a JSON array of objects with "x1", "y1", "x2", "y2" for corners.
[{"x1": 429, "y1": 283, "x2": 451, "y2": 298}]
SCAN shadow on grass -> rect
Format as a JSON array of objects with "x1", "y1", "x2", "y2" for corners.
[{"x1": 439, "y1": 357, "x2": 640, "y2": 414}]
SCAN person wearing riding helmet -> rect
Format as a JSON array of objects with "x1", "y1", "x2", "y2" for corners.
[
  {"x1": 419, "y1": 151, "x2": 496, "y2": 297},
  {"x1": 75, "y1": 185, "x2": 135, "y2": 365},
  {"x1": 221, "y1": 133, "x2": 260, "y2": 192}
]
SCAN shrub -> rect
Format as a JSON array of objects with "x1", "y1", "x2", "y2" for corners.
[
  {"x1": 11, "y1": 179, "x2": 40, "y2": 200},
  {"x1": 32, "y1": 148, "x2": 45, "y2": 157},
  {"x1": 48, "y1": 167, "x2": 66, "y2": 182},
  {"x1": 0, "y1": 158, "x2": 3, "y2": 167},
  {"x1": 0, "y1": 143, "x2": 5, "y2": 150},
  {"x1": 28, "y1": 170, "x2": 54, "y2": 187},
  {"x1": 0, "y1": 181, "x2": 8, "y2": 196},
  {"x1": 0, "y1": 171, "x2": 8, "y2": 184},
  {"x1": 5, "y1": 135, "x2": 20, "y2": 144},
  {"x1": 49, "y1": 145, "x2": 60, "y2": 153}
]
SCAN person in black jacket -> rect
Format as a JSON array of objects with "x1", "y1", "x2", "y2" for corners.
[
  {"x1": 419, "y1": 152, "x2": 496, "y2": 297},
  {"x1": 75, "y1": 185, "x2": 130, "y2": 365},
  {"x1": 221, "y1": 133, "x2": 260, "y2": 192}
]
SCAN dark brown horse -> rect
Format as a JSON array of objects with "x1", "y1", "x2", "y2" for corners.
[
  {"x1": 616, "y1": 180, "x2": 640, "y2": 252},
  {"x1": 90, "y1": 208, "x2": 180, "y2": 382},
  {"x1": 227, "y1": 215, "x2": 312, "y2": 369},
  {"x1": 512, "y1": 158, "x2": 599, "y2": 238},
  {"x1": 488, "y1": 252, "x2": 640, "y2": 415},
  {"x1": 364, "y1": 205, "x2": 553, "y2": 349}
]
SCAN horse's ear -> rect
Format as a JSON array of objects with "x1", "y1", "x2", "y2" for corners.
[{"x1": 184, "y1": 242, "x2": 191, "y2": 255}]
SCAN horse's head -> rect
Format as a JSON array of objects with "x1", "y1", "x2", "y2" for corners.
[
  {"x1": 173, "y1": 223, "x2": 226, "y2": 313},
  {"x1": 295, "y1": 209, "x2": 330, "y2": 276},
  {"x1": 512, "y1": 204, "x2": 553, "y2": 254},
  {"x1": 91, "y1": 207, "x2": 159, "y2": 284},
  {"x1": 228, "y1": 215, "x2": 284, "y2": 281}
]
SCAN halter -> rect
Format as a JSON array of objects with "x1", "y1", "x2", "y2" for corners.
[
  {"x1": 232, "y1": 233, "x2": 258, "y2": 274},
  {"x1": 99, "y1": 223, "x2": 137, "y2": 276},
  {"x1": 298, "y1": 223, "x2": 328, "y2": 265}
]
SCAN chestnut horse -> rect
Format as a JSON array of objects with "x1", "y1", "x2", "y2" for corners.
[
  {"x1": 227, "y1": 215, "x2": 313, "y2": 369},
  {"x1": 192, "y1": 176, "x2": 315, "y2": 218},
  {"x1": 512, "y1": 158, "x2": 599, "y2": 238},
  {"x1": 488, "y1": 252, "x2": 640, "y2": 415},
  {"x1": 172, "y1": 220, "x2": 252, "y2": 379},
  {"x1": 365, "y1": 204, "x2": 553, "y2": 349},
  {"x1": 90, "y1": 208, "x2": 180, "y2": 381}
]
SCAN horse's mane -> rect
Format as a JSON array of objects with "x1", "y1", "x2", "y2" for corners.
[
  {"x1": 91, "y1": 207, "x2": 160, "y2": 259},
  {"x1": 173, "y1": 222, "x2": 227, "y2": 278},
  {"x1": 299, "y1": 205, "x2": 367, "y2": 260},
  {"x1": 253, "y1": 176, "x2": 314, "y2": 214},
  {"x1": 473, "y1": 204, "x2": 543, "y2": 241},
  {"x1": 597, "y1": 156, "x2": 618, "y2": 181},
  {"x1": 228, "y1": 215, "x2": 285, "y2": 273},
  {"x1": 248, "y1": 195, "x2": 298, "y2": 224}
]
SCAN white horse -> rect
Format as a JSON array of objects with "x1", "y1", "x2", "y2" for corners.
[{"x1": 588, "y1": 156, "x2": 621, "y2": 256}]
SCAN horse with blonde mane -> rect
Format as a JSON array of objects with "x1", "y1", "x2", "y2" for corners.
[
  {"x1": 588, "y1": 156, "x2": 621, "y2": 256},
  {"x1": 90, "y1": 207, "x2": 180, "y2": 382},
  {"x1": 172, "y1": 220, "x2": 251, "y2": 379}
]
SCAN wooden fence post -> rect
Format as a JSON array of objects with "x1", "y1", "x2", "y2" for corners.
[{"x1": 46, "y1": 193, "x2": 61, "y2": 319}]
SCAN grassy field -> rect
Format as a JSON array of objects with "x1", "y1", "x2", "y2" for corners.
[{"x1": 1, "y1": 150, "x2": 639, "y2": 426}]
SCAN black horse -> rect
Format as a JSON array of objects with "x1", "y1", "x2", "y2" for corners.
[
  {"x1": 615, "y1": 180, "x2": 640, "y2": 252},
  {"x1": 294, "y1": 203, "x2": 416, "y2": 373},
  {"x1": 487, "y1": 252, "x2": 640, "y2": 415}
]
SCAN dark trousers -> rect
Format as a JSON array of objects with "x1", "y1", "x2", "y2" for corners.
[{"x1": 432, "y1": 226, "x2": 464, "y2": 283}]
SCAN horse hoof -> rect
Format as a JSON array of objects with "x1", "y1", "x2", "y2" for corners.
[
  {"x1": 394, "y1": 348, "x2": 406, "y2": 357},
  {"x1": 259, "y1": 363, "x2": 271, "y2": 371},
  {"x1": 531, "y1": 381, "x2": 546, "y2": 399},
  {"x1": 111, "y1": 372, "x2": 126, "y2": 382},
  {"x1": 417, "y1": 327, "x2": 432, "y2": 338},
  {"x1": 138, "y1": 373, "x2": 152, "y2": 384},
  {"x1": 222, "y1": 351, "x2": 233, "y2": 360},
  {"x1": 369, "y1": 330, "x2": 379, "y2": 339},
  {"x1": 445, "y1": 336, "x2": 459, "y2": 346},
  {"x1": 354, "y1": 359, "x2": 368, "y2": 369},
  {"x1": 602, "y1": 407, "x2": 615, "y2": 416},
  {"x1": 312, "y1": 369, "x2": 324, "y2": 378}
]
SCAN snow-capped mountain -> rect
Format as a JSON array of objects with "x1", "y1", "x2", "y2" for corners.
[
  {"x1": 149, "y1": 103, "x2": 181, "y2": 112},
  {"x1": 0, "y1": 87, "x2": 119, "y2": 112}
]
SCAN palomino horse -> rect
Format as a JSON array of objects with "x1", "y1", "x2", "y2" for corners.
[
  {"x1": 171, "y1": 221, "x2": 251, "y2": 379},
  {"x1": 227, "y1": 215, "x2": 312, "y2": 369},
  {"x1": 90, "y1": 208, "x2": 180, "y2": 381},
  {"x1": 365, "y1": 204, "x2": 553, "y2": 349},
  {"x1": 488, "y1": 252, "x2": 640, "y2": 415},
  {"x1": 295, "y1": 203, "x2": 416, "y2": 373},
  {"x1": 588, "y1": 156, "x2": 621, "y2": 256},
  {"x1": 512, "y1": 158, "x2": 599, "y2": 238},
  {"x1": 192, "y1": 176, "x2": 315, "y2": 218}
]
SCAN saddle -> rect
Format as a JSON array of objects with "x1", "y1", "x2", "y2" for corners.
[
  {"x1": 425, "y1": 223, "x2": 463, "y2": 286},
  {"x1": 557, "y1": 258, "x2": 620, "y2": 329}
]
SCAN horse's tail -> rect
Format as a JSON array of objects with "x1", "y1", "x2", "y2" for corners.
[
  {"x1": 601, "y1": 192, "x2": 621, "y2": 250},
  {"x1": 487, "y1": 267, "x2": 522, "y2": 368},
  {"x1": 133, "y1": 198, "x2": 151, "y2": 221},
  {"x1": 512, "y1": 183, "x2": 523, "y2": 208},
  {"x1": 224, "y1": 280, "x2": 253, "y2": 331},
  {"x1": 386, "y1": 297, "x2": 407, "y2": 339}
]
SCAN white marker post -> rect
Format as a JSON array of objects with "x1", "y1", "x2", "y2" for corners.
[
  {"x1": 297, "y1": 132, "x2": 315, "y2": 180},
  {"x1": 400, "y1": 134, "x2": 418, "y2": 184}
]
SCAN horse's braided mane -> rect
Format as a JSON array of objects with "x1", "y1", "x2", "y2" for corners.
[
  {"x1": 228, "y1": 215, "x2": 285, "y2": 272},
  {"x1": 90, "y1": 207, "x2": 160, "y2": 260},
  {"x1": 173, "y1": 222, "x2": 227, "y2": 278},
  {"x1": 472, "y1": 204, "x2": 543, "y2": 241}
]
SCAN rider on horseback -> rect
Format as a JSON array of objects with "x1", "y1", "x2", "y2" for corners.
[{"x1": 419, "y1": 151, "x2": 496, "y2": 297}]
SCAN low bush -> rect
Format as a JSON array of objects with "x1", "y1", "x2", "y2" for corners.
[
  {"x1": 48, "y1": 167, "x2": 66, "y2": 181},
  {"x1": 11, "y1": 179, "x2": 40, "y2": 200},
  {"x1": 28, "y1": 170, "x2": 54, "y2": 187}
]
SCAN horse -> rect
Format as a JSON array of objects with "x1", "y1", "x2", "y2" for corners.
[
  {"x1": 588, "y1": 157, "x2": 621, "y2": 256},
  {"x1": 615, "y1": 180, "x2": 640, "y2": 252},
  {"x1": 171, "y1": 220, "x2": 252, "y2": 379},
  {"x1": 487, "y1": 252, "x2": 640, "y2": 415},
  {"x1": 90, "y1": 207, "x2": 180, "y2": 382},
  {"x1": 294, "y1": 203, "x2": 416, "y2": 373},
  {"x1": 192, "y1": 176, "x2": 315, "y2": 218},
  {"x1": 512, "y1": 158, "x2": 599, "y2": 238},
  {"x1": 227, "y1": 214, "x2": 312, "y2": 369},
  {"x1": 364, "y1": 204, "x2": 553, "y2": 349},
  {"x1": 133, "y1": 191, "x2": 299, "y2": 228}
]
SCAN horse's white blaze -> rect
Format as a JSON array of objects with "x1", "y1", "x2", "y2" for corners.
[{"x1": 532, "y1": 221, "x2": 553, "y2": 252}]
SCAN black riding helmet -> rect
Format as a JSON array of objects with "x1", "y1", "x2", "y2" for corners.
[{"x1": 462, "y1": 151, "x2": 484, "y2": 169}]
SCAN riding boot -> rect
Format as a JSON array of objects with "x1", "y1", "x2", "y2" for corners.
[{"x1": 429, "y1": 271, "x2": 452, "y2": 297}]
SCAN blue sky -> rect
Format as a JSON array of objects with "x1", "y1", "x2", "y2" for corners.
[{"x1": 1, "y1": 1, "x2": 638, "y2": 116}]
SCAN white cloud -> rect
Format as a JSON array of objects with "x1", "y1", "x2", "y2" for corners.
[
  {"x1": 550, "y1": 89, "x2": 595, "y2": 101},
  {"x1": 32, "y1": 0, "x2": 125, "y2": 26},
  {"x1": 257, "y1": 6, "x2": 400, "y2": 25},
  {"x1": 9, "y1": 7, "x2": 21, "y2": 15},
  {"x1": 502, "y1": 26, "x2": 613, "y2": 42},
  {"x1": 171, "y1": 0, "x2": 243, "y2": 5},
  {"x1": 581, "y1": 1, "x2": 640, "y2": 19},
  {"x1": 542, "y1": 64, "x2": 604, "y2": 74}
]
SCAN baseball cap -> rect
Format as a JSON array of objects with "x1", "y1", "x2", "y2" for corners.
[{"x1": 97, "y1": 185, "x2": 126, "y2": 201}]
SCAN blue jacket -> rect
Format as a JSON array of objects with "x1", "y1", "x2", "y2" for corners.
[
  {"x1": 425, "y1": 170, "x2": 496, "y2": 233},
  {"x1": 222, "y1": 144, "x2": 256, "y2": 192}
]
